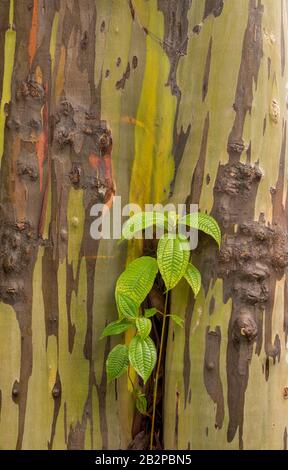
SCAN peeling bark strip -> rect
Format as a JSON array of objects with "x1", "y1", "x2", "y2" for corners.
[
  {"x1": 227, "y1": 0, "x2": 263, "y2": 160},
  {"x1": 202, "y1": 38, "x2": 212, "y2": 102},
  {"x1": 157, "y1": 0, "x2": 191, "y2": 95},
  {"x1": 157, "y1": 0, "x2": 192, "y2": 194},
  {"x1": 115, "y1": 62, "x2": 131, "y2": 90},
  {"x1": 203, "y1": 327, "x2": 224, "y2": 429}
]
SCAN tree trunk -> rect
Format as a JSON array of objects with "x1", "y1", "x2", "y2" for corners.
[
  {"x1": 0, "y1": 0, "x2": 287, "y2": 451},
  {"x1": 165, "y1": 0, "x2": 288, "y2": 451}
]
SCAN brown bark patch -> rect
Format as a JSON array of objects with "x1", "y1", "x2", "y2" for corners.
[{"x1": 203, "y1": 326, "x2": 225, "y2": 429}]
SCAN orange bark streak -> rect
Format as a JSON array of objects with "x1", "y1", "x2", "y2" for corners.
[
  {"x1": 36, "y1": 84, "x2": 48, "y2": 192},
  {"x1": 88, "y1": 153, "x2": 100, "y2": 169}
]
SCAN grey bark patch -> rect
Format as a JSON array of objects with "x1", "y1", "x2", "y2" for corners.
[
  {"x1": 132, "y1": 55, "x2": 138, "y2": 69},
  {"x1": 157, "y1": 0, "x2": 191, "y2": 95},
  {"x1": 213, "y1": 162, "x2": 262, "y2": 230},
  {"x1": 115, "y1": 62, "x2": 131, "y2": 90},
  {"x1": 128, "y1": 0, "x2": 135, "y2": 20},
  {"x1": 263, "y1": 115, "x2": 267, "y2": 135},
  {"x1": 227, "y1": 0, "x2": 263, "y2": 161},
  {"x1": 48, "y1": 371, "x2": 62, "y2": 450},
  {"x1": 203, "y1": 0, "x2": 224, "y2": 20},
  {"x1": 268, "y1": 57, "x2": 271, "y2": 80},
  {"x1": 209, "y1": 295, "x2": 215, "y2": 315},
  {"x1": 204, "y1": 326, "x2": 225, "y2": 429},
  {"x1": 158, "y1": 0, "x2": 192, "y2": 195}
]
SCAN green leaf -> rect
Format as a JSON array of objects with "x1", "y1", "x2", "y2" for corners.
[
  {"x1": 106, "y1": 344, "x2": 129, "y2": 382},
  {"x1": 116, "y1": 256, "x2": 158, "y2": 306},
  {"x1": 129, "y1": 336, "x2": 157, "y2": 384},
  {"x1": 169, "y1": 314, "x2": 184, "y2": 327},
  {"x1": 144, "y1": 307, "x2": 157, "y2": 318},
  {"x1": 184, "y1": 263, "x2": 201, "y2": 297},
  {"x1": 179, "y1": 212, "x2": 221, "y2": 247},
  {"x1": 135, "y1": 391, "x2": 147, "y2": 415},
  {"x1": 136, "y1": 317, "x2": 152, "y2": 339},
  {"x1": 116, "y1": 292, "x2": 139, "y2": 319},
  {"x1": 157, "y1": 234, "x2": 190, "y2": 291},
  {"x1": 122, "y1": 211, "x2": 168, "y2": 240},
  {"x1": 101, "y1": 318, "x2": 132, "y2": 338}
]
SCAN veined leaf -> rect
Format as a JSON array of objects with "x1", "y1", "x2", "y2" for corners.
[
  {"x1": 135, "y1": 391, "x2": 147, "y2": 415},
  {"x1": 184, "y1": 263, "x2": 201, "y2": 297},
  {"x1": 116, "y1": 256, "x2": 158, "y2": 306},
  {"x1": 101, "y1": 318, "x2": 132, "y2": 338},
  {"x1": 122, "y1": 211, "x2": 168, "y2": 240},
  {"x1": 116, "y1": 292, "x2": 139, "y2": 319},
  {"x1": 144, "y1": 307, "x2": 157, "y2": 318},
  {"x1": 169, "y1": 314, "x2": 184, "y2": 327},
  {"x1": 106, "y1": 344, "x2": 129, "y2": 382},
  {"x1": 136, "y1": 317, "x2": 152, "y2": 339},
  {"x1": 157, "y1": 234, "x2": 190, "y2": 291},
  {"x1": 179, "y1": 212, "x2": 221, "y2": 247},
  {"x1": 129, "y1": 336, "x2": 157, "y2": 384}
]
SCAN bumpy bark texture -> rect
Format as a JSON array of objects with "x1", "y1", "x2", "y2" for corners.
[{"x1": 0, "y1": 0, "x2": 287, "y2": 450}]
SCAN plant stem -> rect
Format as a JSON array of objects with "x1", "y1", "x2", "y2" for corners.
[
  {"x1": 150, "y1": 291, "x2": 169, "y2": 450},
  {"x1": 127, "y1": 367, "x2": 135, "y2": 391}
]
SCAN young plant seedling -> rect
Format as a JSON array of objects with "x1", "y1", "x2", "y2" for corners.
[{"x1": 101, "y1": 210, "x2": 221, "y2": 449}]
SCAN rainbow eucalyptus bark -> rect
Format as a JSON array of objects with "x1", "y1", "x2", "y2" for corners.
[
  {"x1": 0, "y1": 0, "x2": 287, "y2": 451},
  {"x1": 165, "y1": 0, "x2": 288, "y2": 451}
]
